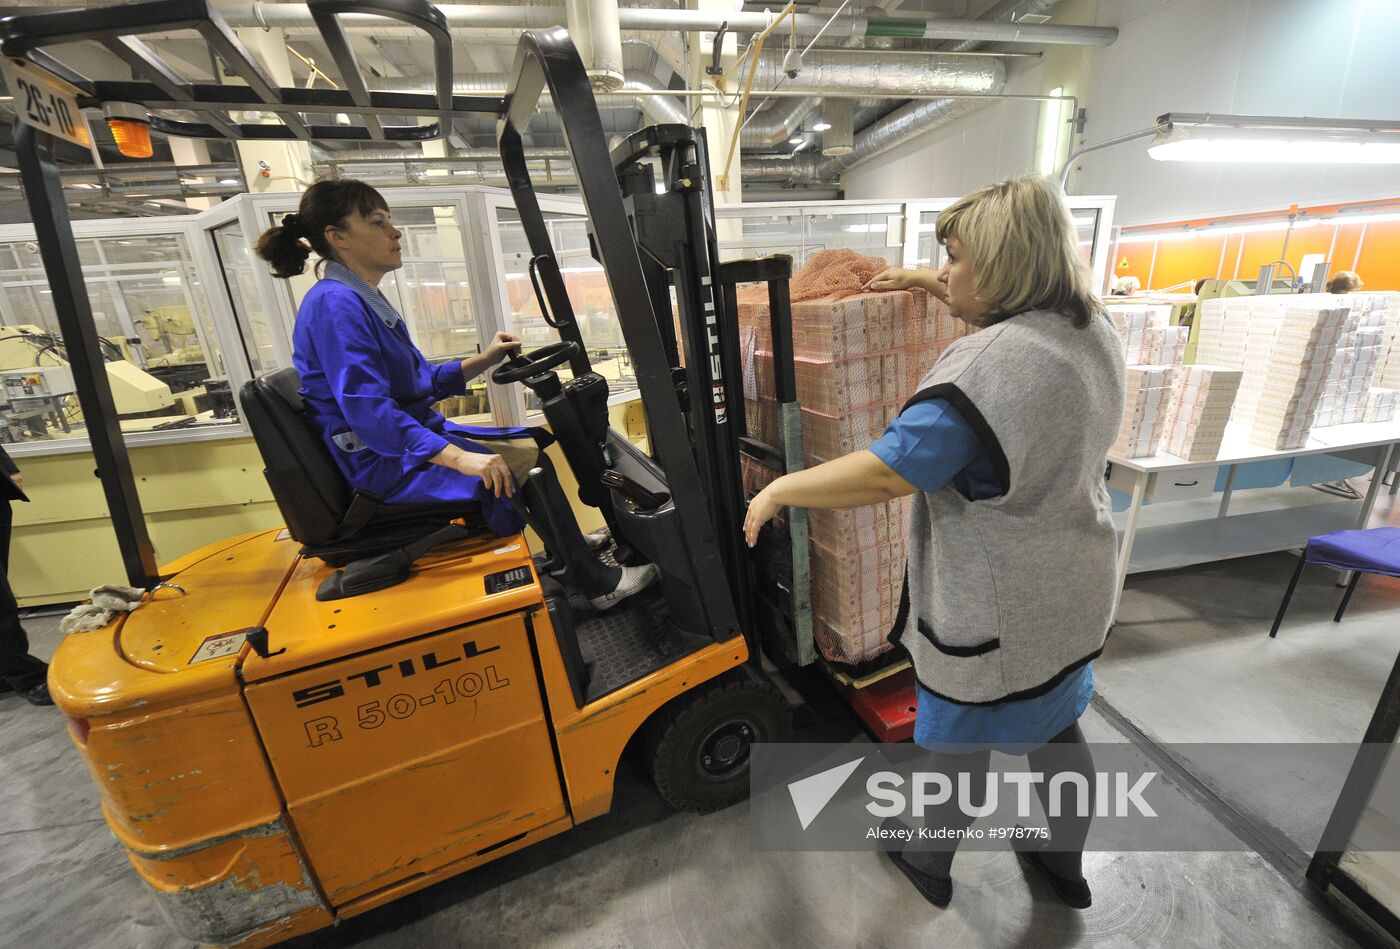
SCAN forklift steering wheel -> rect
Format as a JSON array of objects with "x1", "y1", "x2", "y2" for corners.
[{"x1": 491, "y1": 340, "x2": 580, "y2": 385}]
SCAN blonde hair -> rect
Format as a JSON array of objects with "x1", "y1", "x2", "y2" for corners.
[
  {"x1": 1326, "y1": 270, "x2": 1363, "y2": 294},
  {"x1": 937, "y1": 174, "x2": 1104, "y2": 328}
]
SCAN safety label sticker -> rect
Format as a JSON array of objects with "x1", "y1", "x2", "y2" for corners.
[{"x1": 190, "y1": 631, "x2": 249, "y2": 664}]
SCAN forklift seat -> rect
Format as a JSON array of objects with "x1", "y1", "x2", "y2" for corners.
[{"x1": 241, "y1": 368, "x2": 487, "y2": 567}]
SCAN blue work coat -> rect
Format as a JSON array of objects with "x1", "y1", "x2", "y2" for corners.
[{"x1": 292, "y1": 264, "x2": 537, "y2": 535}]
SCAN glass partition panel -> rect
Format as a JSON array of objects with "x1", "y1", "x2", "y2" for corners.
[
  {"x1": 915, "y1": 209, "x2": 947, "y2": 270},
  {"x1": 383, "y1": 205, "x2": 490, "y2": 423},
  {"x1": 495, "y1": 207, "x2": 635, "y2": 411},
  {"x1": 716, "y1": 205, "x2": 905, "y2": 268},
  {"x1": 0, "y1": 230, "x2": 239, "y2": 449},
  {"x1": 1072, "y1": 208, "x2": 1101, "y2": 269},
  {"x1": 212, "y1": 218, "x2": 280, "y2": 377}
]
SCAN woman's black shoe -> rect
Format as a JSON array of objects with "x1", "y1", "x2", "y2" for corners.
[
  {"x1": 1014, "y1": 836, "x2": 1092, "y2": 909},
  {"x1": 880, "y1": 816, "x2": 952, "y2": 908},
  {"x1": 20, "y1": 682, "x2": 53, "y2": 707}
]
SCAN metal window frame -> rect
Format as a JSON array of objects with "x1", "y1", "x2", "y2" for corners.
[
  {"x1": 903, "y1": 194, "x2": 1118, "y2": 291},
  {"x1": 0, "y1": 212, "x2": 254, "y2": 457}
]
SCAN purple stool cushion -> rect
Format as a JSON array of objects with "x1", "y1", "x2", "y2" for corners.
[{"x1": 1305, "y1": 527, "x2": 1400, "y2": 578}]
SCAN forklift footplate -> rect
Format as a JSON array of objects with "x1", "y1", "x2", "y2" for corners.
[{"x1": 576, "y1": 589, "x2": 703, "y2": 702}]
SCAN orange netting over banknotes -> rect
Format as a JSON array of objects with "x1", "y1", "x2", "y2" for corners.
[
  {"x1": 736, "y1": 248, "x2": 894, "y2": 306},
  {"x1": 789, "y1": 248, "x2": 893, "y2": 302}
]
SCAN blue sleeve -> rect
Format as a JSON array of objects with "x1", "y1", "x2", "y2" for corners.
[
  {"x1": 868, "y1": 398, "x2": 983, "y2": 494},
  {"x1": 306, "y1": 292, "x2": 449, "y2": 470},
  {"x1": 431, "y1": 359, "x2": 467, "y2": 400}
]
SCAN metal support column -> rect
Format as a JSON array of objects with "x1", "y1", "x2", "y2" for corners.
[{"x1": 14, "y1": 121, "x2": 160, "y2": 588}]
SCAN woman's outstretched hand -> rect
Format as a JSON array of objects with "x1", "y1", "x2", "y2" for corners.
[
  {"x1": 743, "y1": 483, "x2": 783, "y2": 548},
  {"x1": 864, "y1": 266, "x2": 950, "y2": 304},
  {"x1": 454, "y1": 450, "x2": 515, "y2": 498},
  {"x1": 865, "y1": 266, "x2": 918, "y2": 292},
  {"x1": 481, "y1": 331, "x2": 523, "y2": 366}
]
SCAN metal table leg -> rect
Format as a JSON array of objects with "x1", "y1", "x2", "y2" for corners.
[
  {"x1": 1338, "y1": 443, "x2": 1396, "y2": 587},
  {"x1": 1115, "y1": 469, "x2": 1148, "y2": 614},
  {"x1": 1358, "y1": 443, "x2": 1394, "y2": 529},
  {"x1": 1217, "y1": 464, "x2": 1237, "y2": 518}
]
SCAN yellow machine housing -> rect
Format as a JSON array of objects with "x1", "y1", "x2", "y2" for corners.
[{"x1": 50, "y1": 528, "x2": 749, "y2": 948}]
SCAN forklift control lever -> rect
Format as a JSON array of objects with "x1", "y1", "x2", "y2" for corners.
[
  {"x1": 491, "y1": 340, "x2": 579, "y2": 385},
  {"x1": 601, "y1": 468, "x2": 669, "y2": 511}
]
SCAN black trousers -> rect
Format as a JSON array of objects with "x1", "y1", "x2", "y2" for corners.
[{"x1": 0, "y1": 500, "x2": 47, "y2": 692}]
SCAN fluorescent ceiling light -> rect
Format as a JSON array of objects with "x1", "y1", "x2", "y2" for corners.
[
  {"x1": 788, "y1": 137, "x2": 804, "y2": 145},
  {"x1": 812, "y1": 121, "x2": 832, "y2": 131},
  {"x1": 1119, "y1": 218, "x2": 1322, "y2": 243},
  {"x1": 1316, "y1": 210, "x2": 1400, "y2": 226},
  {"x1": 1149, "y1": 126, "x2": 1400, "y2": 164}
]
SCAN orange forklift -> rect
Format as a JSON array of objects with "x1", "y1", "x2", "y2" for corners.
[{"x1": 0, "y1": 1, "x2": 814, "y2": 945}]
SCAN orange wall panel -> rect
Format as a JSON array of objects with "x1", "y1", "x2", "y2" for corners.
[
  {"x1": 1354, "y1": 220, "x2": 1400, "y2": 291},
  {"x1": 1122, "y1": 198, "x2": 1400, "y2": 292},
  {"x1": 1148, "y1": 234, "x2": 1228, "y2": 291},
  {"x1": 1235, "y1": 231, "x2": 1290, "y2": 282},
  {"x1": 1115, "y1": 243, "x2": 1154, "y2": 285},
  {"x1": 1331, "y1": 223, "x2": 1364, "y2": 274}
]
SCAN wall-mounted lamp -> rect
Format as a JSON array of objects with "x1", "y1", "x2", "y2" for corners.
[
  {"x1": 1060, "y1": 113, "x2": 1400, "y2": 191},
  {"x1": 1149, "y1": 123, "x2": 1400, "y2": 165}
]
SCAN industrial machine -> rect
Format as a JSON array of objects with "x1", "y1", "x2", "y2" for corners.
[
  {"x1": 0, "y1": 322, "x2": 180, "y2": 439},
  {"x1": 1, "y1": 2, "x2": 808, "y2": 946}
]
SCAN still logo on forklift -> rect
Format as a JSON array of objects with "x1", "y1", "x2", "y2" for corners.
[{"x1": 292, "y1": 639, "x2": 500, "y2": 708}]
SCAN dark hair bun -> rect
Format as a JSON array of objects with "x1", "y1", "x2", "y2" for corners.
[{"x1": 254, "y1": 218, "x2": 312, "y2": 278}]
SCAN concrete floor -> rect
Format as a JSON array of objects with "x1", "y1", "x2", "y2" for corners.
[{"x1": 2, "y1": 519, "x2": 1390, "y2": 947}]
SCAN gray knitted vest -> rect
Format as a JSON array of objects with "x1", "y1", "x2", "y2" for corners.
[{"x1": 890, "y1": 309, "x2": 1125, "y2": 706}]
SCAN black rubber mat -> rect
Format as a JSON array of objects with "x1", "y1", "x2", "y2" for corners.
[{"x1": 576, "y1": 588, "x2": 700, "y2": 702}]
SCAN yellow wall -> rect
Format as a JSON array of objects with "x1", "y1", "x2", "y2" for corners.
[
  {"x1": 11, "y1": 437, "x2": 282, "y2": 606},
  {"x1": 11, "y1": 398, "x2": 649, "y2": 607}
]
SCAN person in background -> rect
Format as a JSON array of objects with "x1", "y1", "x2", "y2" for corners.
[
  {"x1": 1178, "y1": 278, "x2": 1212, "y2": 331},
  {"x1": 1327, "y1": 270, "x2": 1364, "y2": 294},
  {"x1": 745, "y1": 175, "x2": 1123, "y2": 911},
  {"x1": 0, "y1": 446, "x2": 51, "y2": 707},
  {"x1": 255, "y1": 179, "x2": 657, "y2": 612},
  {"x1": 1110, "y1": 275, "x2": 1141, "y2": 295}
]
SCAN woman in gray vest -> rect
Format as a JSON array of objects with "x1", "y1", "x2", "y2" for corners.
[{"x1": 744, "y1": 175, "x2": 1124, "y2": 910}]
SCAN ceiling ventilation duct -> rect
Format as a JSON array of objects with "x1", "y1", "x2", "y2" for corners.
[
  {"x1": 565, "y1": 0, "x2": 626, "y2": 93},
  {"x1": 822, "y1": 99, "x2": 854, "y2": 157}
]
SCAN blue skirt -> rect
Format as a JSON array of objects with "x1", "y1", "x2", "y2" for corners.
[{"x1": 913, "y1": 663, "x2": 1093, "y2": 752}]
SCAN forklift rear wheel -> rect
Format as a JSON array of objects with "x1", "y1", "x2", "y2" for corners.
[{"x1": 646, "y1": 678, "x2": 791, "y2": 813}]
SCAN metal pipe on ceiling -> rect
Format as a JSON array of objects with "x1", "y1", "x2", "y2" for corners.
[
  {"x1": 750, "y1": 48, "x2": 1004, "y2": 97},
  {"x1": 771, "y1": 0, "x2": 1069, "y2": 184},
  {"x1": 213, "y1": 3, "x2": 1117, "y2": 46},
  {"x1": 362, "y1": 68, "x2": 687, "y2": 127}
]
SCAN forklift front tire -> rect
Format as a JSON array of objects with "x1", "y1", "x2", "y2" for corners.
[{"x1": 645, "y1": 677, "x2": 791, "y2": 813}]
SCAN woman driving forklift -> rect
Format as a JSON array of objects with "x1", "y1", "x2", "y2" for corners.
[{"x1": 255, "y1": 179, "x2": 657, "y2": 611}]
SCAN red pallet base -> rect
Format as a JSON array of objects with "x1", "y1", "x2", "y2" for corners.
[{"x1": 833, "y1": 667, "x2": 917, "y2": 742}]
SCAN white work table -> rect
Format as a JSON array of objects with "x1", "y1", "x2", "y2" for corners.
[{"x1": 1108, "y1": 419, "x2": 1400, "y2": 606}]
